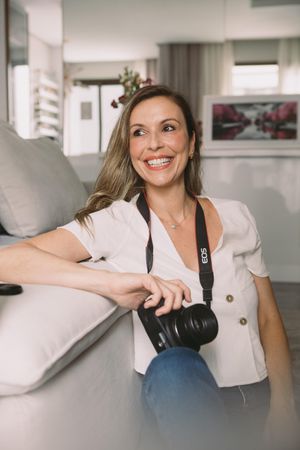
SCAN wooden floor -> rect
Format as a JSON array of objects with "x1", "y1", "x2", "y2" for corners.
[{"x1": 273, "y1": 282, "x2": 300, "y2": 411}]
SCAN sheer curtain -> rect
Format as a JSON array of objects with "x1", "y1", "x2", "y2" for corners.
[
  {"x1": 198, "y1": 41, "x2": 233, "y2": 119},
  {"x1": 158, "y1": 42, "x2": 233, "y2": 120},
  {"x1": 278, "y1": 38, "x2": 300, "y2": 94}
]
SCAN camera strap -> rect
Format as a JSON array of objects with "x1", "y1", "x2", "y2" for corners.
[{"x1": 136, "y1": 192, "x2": 214, "y2": 309}]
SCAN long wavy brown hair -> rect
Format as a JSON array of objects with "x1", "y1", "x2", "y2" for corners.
[{"x1": 75, "y1": 84, "x2": 202, "y2": 228}]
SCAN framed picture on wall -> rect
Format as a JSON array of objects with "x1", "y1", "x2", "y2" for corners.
[{"x1": 202, "y1": 95, "x2": 300, "y2": 157}]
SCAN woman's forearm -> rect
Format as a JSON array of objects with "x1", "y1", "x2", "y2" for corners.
[
  {"x1": 0, "y1": 242, "x2": 109, "y2": 293},
  {"x1": 0, "y1": 242, "x2": 190, "y2": 313}
]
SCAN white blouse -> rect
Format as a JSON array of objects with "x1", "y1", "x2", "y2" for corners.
[{"x1": 61, "y1": 196, "x2": 269, "y2": 387}]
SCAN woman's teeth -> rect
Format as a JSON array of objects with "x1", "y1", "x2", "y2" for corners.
[{"x1": 146, "y1": 158, "x2": 172, "y2": 167}]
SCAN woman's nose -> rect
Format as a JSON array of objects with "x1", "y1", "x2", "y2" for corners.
[{"x1": 147, "y1": 131, "x2": 163, "y2": 151}]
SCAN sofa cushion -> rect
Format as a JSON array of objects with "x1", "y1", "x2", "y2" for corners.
[
  {"x1": 0, "y1": 121, "x2": 88, "y2": 237},
  {"x1": 0, "y1": 261, "x2": 128, "y2": 396}
]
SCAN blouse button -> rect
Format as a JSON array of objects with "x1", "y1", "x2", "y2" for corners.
[
  {"x1": 239, "y1": 317, "x2": 248, "y2": 326},
  {"x1": 226, "y1": 294, "x2": 234, "y2": 303}
]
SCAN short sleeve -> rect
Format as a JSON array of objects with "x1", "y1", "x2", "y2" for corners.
[
  {"x1": 242, "y1": 204, "x2": 269, "y2": 278},
  {"x1": 59, "y1": 201, "x2": 134, "y2": 262}
]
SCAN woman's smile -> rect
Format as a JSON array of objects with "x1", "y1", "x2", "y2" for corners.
[
  {"x1": 129, "y1": 96, "x2": 195, "y2": 188},
  {"x1": 144, "y1": 156, "x2": 174, "y2": 170}
]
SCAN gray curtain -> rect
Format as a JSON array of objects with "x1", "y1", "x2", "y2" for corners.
[
  {"x1": 158, "y1": 42, "x2": 233, "y2": 120},
  {"x1": 146, "y1": 58, "x2": 158, "y2": 83},
  {"x1": 158, "y1": 44, "x2": 200, "y2": 118}
]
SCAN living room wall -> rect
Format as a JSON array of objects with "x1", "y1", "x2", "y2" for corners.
[
  {"x1": 66, "y1": 60, "x2": 147, "y2": 81},
  {"x1": 202, "y1": 156, "x2": 300, "y2": 283}
]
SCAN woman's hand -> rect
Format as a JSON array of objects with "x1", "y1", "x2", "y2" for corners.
[
  {"x1": 264, "y1": 402, "x2": 300, "y2": 449},
  {"x1": 99, "y1": 272, "x2": 192, "y2": 314}
]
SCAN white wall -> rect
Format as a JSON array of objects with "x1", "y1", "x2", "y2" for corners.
[
  {"x1": 29, "y1": 34, "x2": 53, "y2": 73},
  {"x1": 66, "y1": 60, "x2": 147, "y2": 81},
  {"x1": 202, "y1": 156, "x2": 300, "y2": 283}
]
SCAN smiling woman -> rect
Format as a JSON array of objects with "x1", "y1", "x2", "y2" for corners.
[{"x1": 1, "y1": 84, "x2": 298, "y2": 450}]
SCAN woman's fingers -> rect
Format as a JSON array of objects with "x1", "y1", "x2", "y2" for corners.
[
  {"x1": 168, "y1": 279, "x2": 192, "y2": 303},
  {"x1": 105, "y1": 272, "x2": 190, "y2": 314},
  {"x1": 142, "y1": 275, "x2": 191, "y2": 316}
]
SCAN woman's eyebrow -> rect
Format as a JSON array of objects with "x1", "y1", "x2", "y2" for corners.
[
  {"x1": 130, "y1": 118, "x2": 180, "y2": 129},
  {"x1": 130, "y1": 123, "x2": 144, "y2": 129},
  {"x1": 161, "y1": 118, "x2": 180, "y2": 124}
]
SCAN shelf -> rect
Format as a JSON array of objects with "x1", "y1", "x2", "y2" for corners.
[
  {"x1": 38, "y1": 88, "x2": 59, "y2": 102},
  {"x1": 32, "y1": 70, "x2": 60, "y2": 142},
  {"x1": 38, "y1": 102, "x2": 59, "y2": 114},
  {"x1": 38, "y1": 115, "x2": 59, "y2": 126},
  {"x1": 39, "y1": 127, "x2": 59, "y2": 138}
]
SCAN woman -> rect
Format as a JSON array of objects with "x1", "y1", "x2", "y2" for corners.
[{"x1": 0, "y1": 85, "x2": 298, "y2": 449}]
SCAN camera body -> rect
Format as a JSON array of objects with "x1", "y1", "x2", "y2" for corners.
[{"x1": 137, "y1": 299, "x2": 218, "y2": 354}]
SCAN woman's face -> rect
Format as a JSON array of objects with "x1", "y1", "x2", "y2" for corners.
[{"x1": 129, "y1": 96, "x2": 195, "y2": 190}]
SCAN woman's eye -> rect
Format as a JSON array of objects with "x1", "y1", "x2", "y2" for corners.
[
  {"x1": 163, "y1": 124, "x2": 175, "y2": 132},
  {"x1": 132, "y1": 128, "x2": 145, "y2": 137}
]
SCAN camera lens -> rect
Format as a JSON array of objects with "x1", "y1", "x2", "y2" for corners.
[{"x1": 174, "y1": 304, "x2": 218, "y2": 350}]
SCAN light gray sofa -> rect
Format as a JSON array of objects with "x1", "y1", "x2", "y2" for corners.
[{"x1": 0, "y1": 122, "x2": 145, "y2": 450}]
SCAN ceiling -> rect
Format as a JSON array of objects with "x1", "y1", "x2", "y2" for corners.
[{"x1": 15, "y1": 0, "x2": 300, "y2": 62}]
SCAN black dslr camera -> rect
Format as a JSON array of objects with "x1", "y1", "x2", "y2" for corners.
[{"x1": 138, "y1": 299, "x2": 218, "y2": 353}]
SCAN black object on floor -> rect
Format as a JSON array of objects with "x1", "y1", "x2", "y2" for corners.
[{"x1": 0, "y1": 283, "x2": 23, "y2": 295}]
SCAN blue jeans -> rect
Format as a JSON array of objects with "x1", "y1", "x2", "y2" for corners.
[{"x1": 141, "y1": 347, "x2": 270, "y2": 450}]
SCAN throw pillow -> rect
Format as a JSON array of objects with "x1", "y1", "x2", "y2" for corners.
[{"x1": 0, "y1": 121, "x2": 88, "y2": 237}]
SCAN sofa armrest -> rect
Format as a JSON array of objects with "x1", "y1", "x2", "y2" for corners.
[{"x1": 0, "y1": 261, "x2": 128, "y2": 395}]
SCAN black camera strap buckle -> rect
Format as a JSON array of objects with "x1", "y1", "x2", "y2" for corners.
[{"x1": 202, "y1": 289, "x2": 213, "y2": 308}]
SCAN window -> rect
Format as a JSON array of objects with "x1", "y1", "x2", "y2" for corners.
[{"x1": 232, "y1": 64, "x2": 279, "y2": 95}]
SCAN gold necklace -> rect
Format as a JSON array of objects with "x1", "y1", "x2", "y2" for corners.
[
  {"x1": 159, "y1": 203, "x2": 195, "y2": 230},
  {"x1": 169, "y1": 217, "x2": 188, "y2": 230}
]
